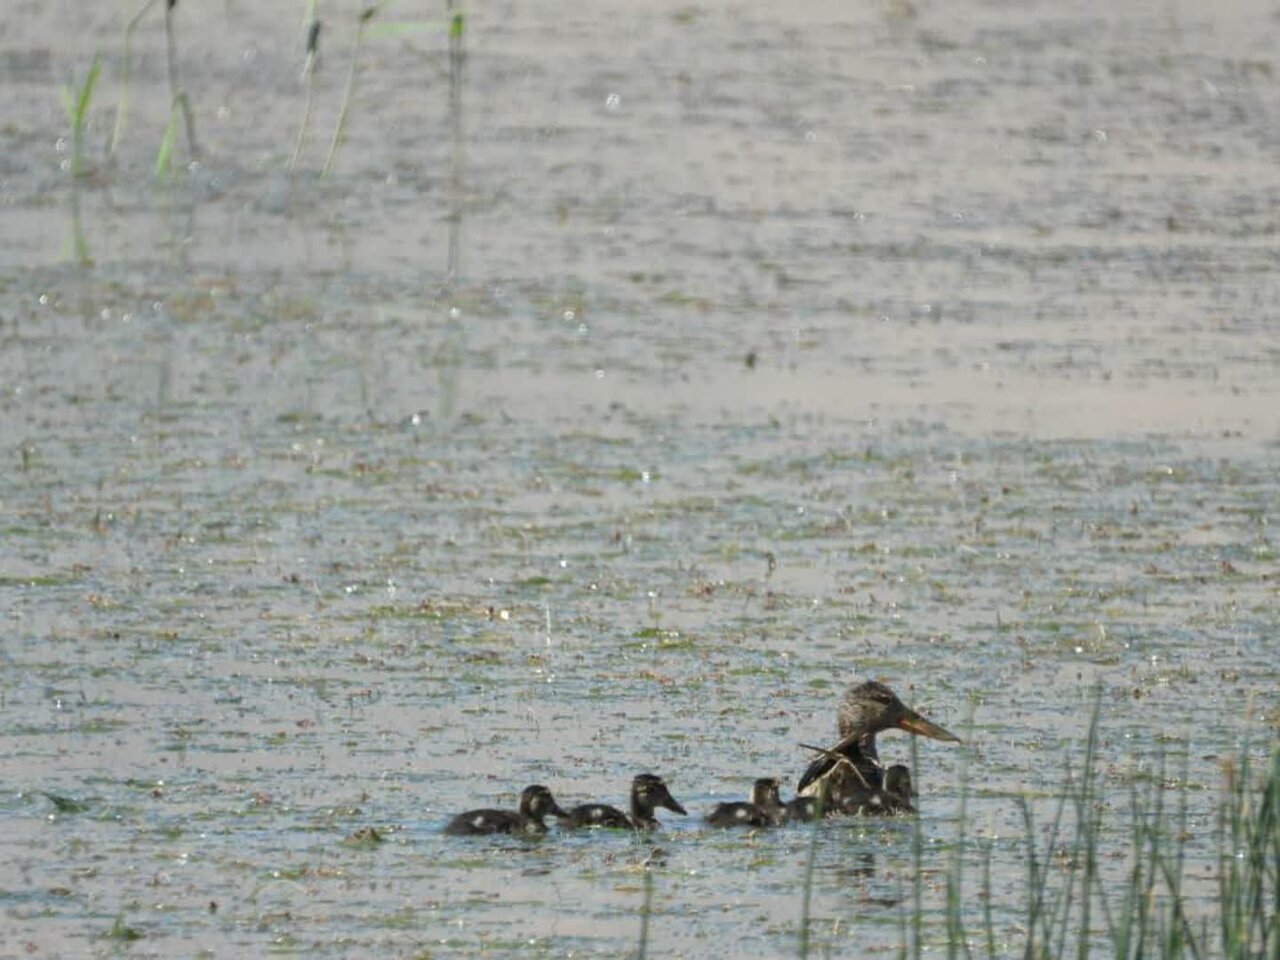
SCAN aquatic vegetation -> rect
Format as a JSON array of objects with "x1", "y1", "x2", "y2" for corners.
[
  {"x1": 289, "y1": 19, "x2": 322, "y2": 173},
  {"x1": 322, "y1": 5, "x2": 378, "y2": 178},
  {"x1": 107, "y1": 914, "x2": 143, "y2": 941},
  {"x1": 882, "y1": 700, "x2": 1280, "y2": 960},
  {"x1": 58, "y1": 55, "x2": 100, "y2": 180}
]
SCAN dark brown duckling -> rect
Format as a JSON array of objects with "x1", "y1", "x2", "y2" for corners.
[
  {"x1": 881, "y1": 763, "x2": 915, "y2": 814},
  {"x1": 707, "y1": 777, "x2": 786, "y2": 828},
  {"x1": 565, "y1": 773, "x2": 687, "y2": 830},
  {"x1": 838, "y1": 763, "x2": 917, "y2": 815},
  {"x1": 444, "y1": 784, "x2": 567, "y2": 836},
  {"x1": 785, "y1": 794, "x2": 823, "y2": 823}
]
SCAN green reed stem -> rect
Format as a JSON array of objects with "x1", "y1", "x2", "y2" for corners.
[
  {"x1": 110, "y1": 0, "x2": 161, "y2": 161},
  {"x1": 164, "y1": 0, "x2": 200, "y2": 160},
  {"x1": 798, "y1": 812, "x2": 820, "y2": 959},
  {"x1": 60, "y1": 55, "x2": 101, "y2": 180},
  {"x1": 947, "y1": 706, "x2": 975, "y2": 960},
  {"x1": 445, "y1": 2, "x2": 465, "y2": 280},
  {"x1": 911, "y1": 733, "x2": 923, "y2": 960},
  {"x1": 980, "y1": 838, "x2": 996, "y2": 958},
  {"x1": 636, "y1": 866, "x2": 654, "y2": 960},
  {"x1": 290, "y1": 19, "x2": 321, "y2": 172},
  {"x1": 322, "y1": 5, "x2": 376, "y2": 177}
]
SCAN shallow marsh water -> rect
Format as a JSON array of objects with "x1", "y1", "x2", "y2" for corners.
[{"x1": 1, "y1": 0, "x2": 1278, "y2": 956}]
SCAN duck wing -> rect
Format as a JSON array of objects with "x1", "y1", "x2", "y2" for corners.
[{"x1": 795, "y1": 739, "x2": 882, "y2": 798}]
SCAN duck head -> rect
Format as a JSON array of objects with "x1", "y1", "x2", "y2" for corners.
[{"x1": 836, "y1": 680, "x2": 960, "y2": 746}]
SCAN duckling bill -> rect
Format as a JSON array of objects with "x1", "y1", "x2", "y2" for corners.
[
  {"x1": 444, "y1": 784, "x2": 567, "y2": 836},
  {"x1": 565, "y1": 773, "x2": 686, "y2": 830}
]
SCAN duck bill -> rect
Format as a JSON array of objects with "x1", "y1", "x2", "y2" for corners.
[
  {"x1": 896, "y1": 709, "x2": 961, "y2": 743},
  {"x1": 658, "y1": 787, "x2": 687, "y2": 816},
  {"x1": 547, "y1": 801, "x2": 570, "y2": 820}
]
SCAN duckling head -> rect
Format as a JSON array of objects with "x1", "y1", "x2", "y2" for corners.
[{"x1": 632, "y1": 773, "x2": 687, "y2": 816}]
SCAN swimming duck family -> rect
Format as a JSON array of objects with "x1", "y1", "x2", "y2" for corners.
[
  {"x1": 441, "y1": 681, "x2": 958, "y2": 836},
  {"x1": 444, "y1": 774, "x2": 685, "y2": 835}
]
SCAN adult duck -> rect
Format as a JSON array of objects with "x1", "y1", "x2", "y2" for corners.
[{"x1": 796, "y1": 680, "x2": 959, "y2": 813}]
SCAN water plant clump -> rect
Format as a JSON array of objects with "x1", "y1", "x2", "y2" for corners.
[{"x1": 879, "y1": 698, "x2": 1279, "y2": 960}]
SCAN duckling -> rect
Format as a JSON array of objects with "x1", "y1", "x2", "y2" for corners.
[
  {"x1": 443, "y1": 784, "x2": 566, "y2": 836},
  {"x1": 785, "y1": 794, "x2": 823, "y2": 823},
  {"x1": 790, "y1": 745, "x2": 913, "y2": 817},
  {"x1": 565, "y1": 773, "x2": 687, "y2": 830},
  {"x1": 707, "y1": 777, "x2": 786, "y2": 828},
  {"x1": 830, "y1": 762, "x2": 917, "y2": 816},
  {"x1": 881, "y1": 763, "x2": 915, "y2": 814}
]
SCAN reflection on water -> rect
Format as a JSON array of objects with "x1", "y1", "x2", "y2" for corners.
[
  {"x1": 436, "y1": 305, "x2": 465, "y2": 422},
  {"x1": 66, "y1": 181, "x2": 89, "y2": 266}
]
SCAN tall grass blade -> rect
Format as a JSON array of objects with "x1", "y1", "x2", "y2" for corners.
[
  {"x1": 445, "y1": 2, "x2": 466, "y2": 280},
  {"x1": 636, "y1": 866, "x2": 654, "y2": 960},
  {"x1": 980, "y1": 838, "x2": 996, "y2": 958},
  {"x1": 164, "y1": 0, "x2": 200, "y2": 159},
  {"x1": 290, "y1": 19, "x2": 322, "y2": 171},
  {"x1": 911, "y1": 734, "x2": 923, "y2": 960},
  {"x1": 798, "y1": 813, "x2": 820, "y2": 959},
  {"x1": 322, "y1": 5, "x2": 377, "y2": 177},
  {"x1": 61, "y1": 54, "x2": 101, "y2": 179},
  {"x1": 155, "y1": 107, "x2": 178, "y2": 180},
  {"x1": 110, "y1": 0, "x2": 161, "y2": 161},
  {"x1": 947, "y1": 706, "x2": 975, "y2": 960}
]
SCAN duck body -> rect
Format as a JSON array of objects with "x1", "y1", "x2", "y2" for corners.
[
  {"x1": 565, "y1": 773, "x2": 687, "y2": 830},
  {"x1": 785, "y1": 795, "x2": 822, "y2": 822},
  {"x1": 445, "y1": 808, "x2": 538, "y2": 835},
  {"x1": 565, "y1": 803, "x2": 634, "y2": 829},
  {"x1": 444, "y1": 784, "x2": 567, "y2": 836},
  {"x1": 796, "y1": 739, "x2": 883, "y2": 812},
  {"x1": 706, "y1": 802, "x2": 773, "y2": 828},
  {"x1": 706, "y1": 778, "x2": 785, "y2": 828}
]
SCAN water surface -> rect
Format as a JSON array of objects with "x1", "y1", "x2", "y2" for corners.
[{"x1": 1, "y1": 0, "x2": 1277, "y2": 955}]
